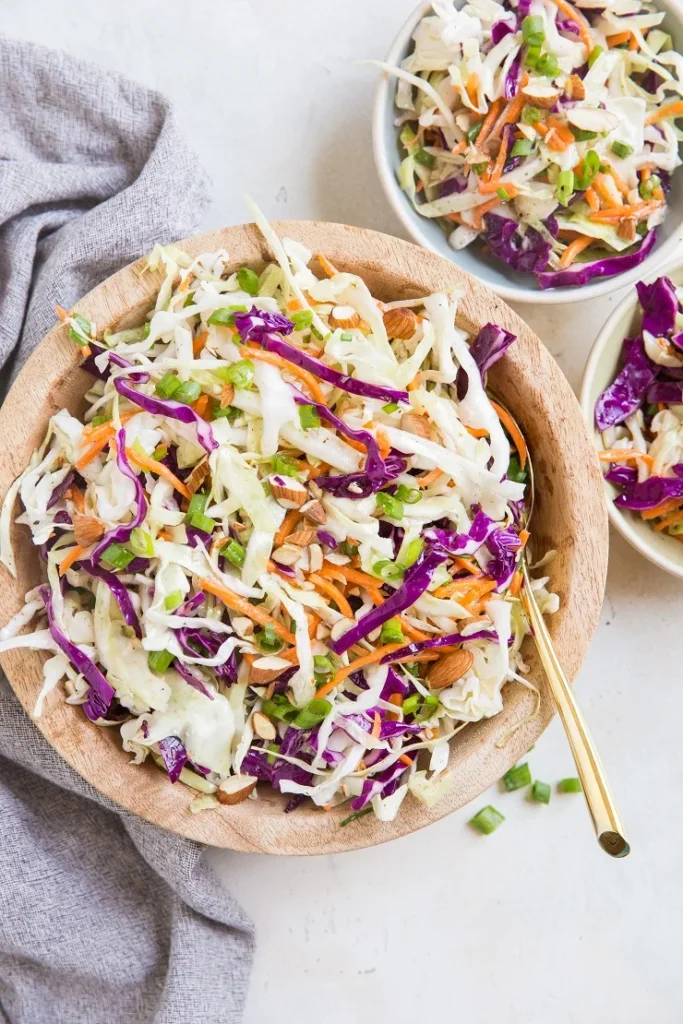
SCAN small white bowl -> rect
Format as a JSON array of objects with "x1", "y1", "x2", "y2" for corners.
[
  {"x1": 580, "y1": 259, "x2": 683, "y2": 578},
  {"x1": 372, "y1": 0, "x2": 683, "y2": 305}
]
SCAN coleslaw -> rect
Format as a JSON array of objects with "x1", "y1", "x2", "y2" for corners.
[
  {"x1": 0, "y1": 209, "x2": 556, "y2": 823},
  {"x1": 379, "y1": 0, "x2": 683, "y2": 288}
]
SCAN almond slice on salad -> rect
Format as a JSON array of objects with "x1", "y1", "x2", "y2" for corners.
[
  {"x1": 617, "y1": 217, "x2": 637, "y2": 242},
  {"x1": 383, "y1": 307, "x2": 419, "y2": 339},
  {"x1": 564, "y1": 74, "x2": 585, "y2": 102},
  {"x1": 185, "y1": 458, "x2": 210, "y2": 495},
  {"x1": 252, "y1": 710, "x2": 277, "y2": 741},
  {"x1": 566, "y1": 107, "x2": 619, "y2": 134},
  {"x1": 249, "y1": 656, "x2": 292, "y2": 684},
  {"x1": 72, "y1": 514, "x2": 105, "y2": 547},
  {"x1": 268, "y1": 475, "x2": 308, "y2": 509},
  {"x1": 300, "y1": 498, "x2": 326, "y2": 525},
  {"x1": 521, "y1": 82, "x2": 561, "y2": 109},
  {"x1": 287, "y1": 526, "x2": 316, "y2": 547},
  {"x1": 328, "y1": 305, "x2": 361, "y2": 330},
  {"x1": 427, "y1": 649, "x2": 474, "y2": 690},
  {"x1": 216, "y1": 775, "x2": 258, "y2": 805},
  {"x1": 271, "y1": 543, "x2": 302, "y2": 565},
  {"x1": 221, "y1": 382, "x2": 235, "y2": 408},
  {"x1": 401, "y1": 412, "x2": 431, "y2": 439}
]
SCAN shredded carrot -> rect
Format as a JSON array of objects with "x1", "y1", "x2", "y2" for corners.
[
  {"x1": 400, "y1": 619, "x2": 430, "y2": 643},
  {"x1": 192, "y1": 394, "x2": 210, "y2": 419},
  {"x1": 198, "y1": 577, "x2": 295, "y2": 644},
  {"x1": 399, "y1": 754, "x2": 414, "y2": 767},
  {"x1": 433, "y1": 580, "x2": 469, "y2": 599},
  {"x1": 489, "y1": 400, "x2": 527, "y2": 469},
  {"x1": 157, "y1": 529, "x2": 172, "y2": 541},
  {"x1": 641, "y1": 498, "x2": 683, "y2": 520},
  {"x1": 70, "y1": 486, "x2": 86, "y2": 514},
  {"x1": 445, "y1": 212, "x2": 464, "y2": 224},
  {"x1": 550, "y1": 0, "x2": 592, "y2": 52},
  {"x1": 472, "y1": 196, "x2": 503, "y2": 231},
  {"x1": 316, "y1": 253, "x2": 338, "y2": 278},
  {"x1": 59, "y1": 545, "x2": 87, "y2": 575},
  {"x1": 474, "y1": 98, "x2": 503, "y2": 148},
  {"x1": 646, "y1": 100, "x2": 683, "y2": 125},
  {"x1": 463, "y1": 579, "x2": 497, "y2": 606},
  {"x1": 274, "y1": 509, "x2": 300, "y2": 547},
  {"x1": 533, "y1": 119, "x2": 572, "y2": 152},
  {"x1": 308, "y1": 573, "x2": 353, "y2": 618},
  {"x1": 466, "y1": 425, "x2": 489, "y2": 438},
  {"x1": 639, "y1": 167, "x2": 652, "y2": 182},
  {"x1": 245, "y1": 347, "x2": 326, "y2": 404},
  {"x1": 367, "y1": 588, "x2": 384, "y2": 607},
  {"x1": 323, "y1": 562, "x2": 380, "y2": 591},
  {"x1": 606, "y1": 30, "x2": 633, "y2": 47},
  {"x1": 55, "y1": 305, "x2": 70, "y2": 322},
  {"x1": 607, "y1": 165, "x2": 631, "y2": 198},
  {"x1": 509, "y1": 570, "x2": 523, "y2": 597},
  {"x1": 418, "y1": 467, "x2": 443, "y2": 488},
  {"x1": 371, "y1": 712, "x2": 381, "y2": 739},
  {"x1": 590, "y1": 200, "x2": 662, "y2": 222},
  {"x1": 306, "y1": 612, "x2": 319, "y2": 639},
  {"x1": 75, "y1": 431, "x2": 115, "y2": 471},
  {"x1": 598, "y1": 448, "x2": 653, "y2": 468},
  {"x1": 655, "y1": 509, "x2": 683, "y2": 532},
  {"x1": 465, "y1": 72, "x2": 479, "y2": 107},
  {"x1": 387, "y1": 693, "x2": 404, "y2": 721},
  {"x1": 316, "y1": 644, "x2": 404, "y2": 698},
  {"x1": 480, "y1": 132, "x2": 509, "y2": 190},
  {"x1": 558, "y1": 235, "x2": 594, "y2": 269},
  {"x1": 585, "y1": 187, "x2": 600, "y2": 212},
  {"x1": 126, "y1": 447, "x2": 192, "y2": 499},
  {"x1": 593, "y1": 173, "x2": 623, "y2": 208},
  {"x1": 286, "y1": 299, "x2": 302, "y2": 311},
  {"x1": 455, "y1": 556, "x2": 480, "y2": 575},
  {"x1": 192, "y1": 330, "x2": 209, "y2": 356},
  {"x1": 493, "y1": 83, "x2": 529, "y2": 138},
  {"x1": 519, "y1": 529, "x2": 530, "y2": 549}
]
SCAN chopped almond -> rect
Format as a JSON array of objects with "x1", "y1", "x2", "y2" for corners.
[
  {"x1": 185, "y1": 458, "x2": 210, "y2": 495},
  {"x1": 401, "y1": 412, "x2": 431, "y2": 439},
  {"x1": 268, "y1": 475, "x2": 308, "y2": 509},
  {"x1": 72, "y1": 515, "x2": 105, "y2": 547}
]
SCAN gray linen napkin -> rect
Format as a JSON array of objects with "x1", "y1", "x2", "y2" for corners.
[{"x1": 0, "y1": 38, "x2": 254, "y2": 1024}]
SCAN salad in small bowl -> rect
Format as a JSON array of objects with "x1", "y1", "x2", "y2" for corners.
[{"x1": 373, "y1": 0, "x2": 683, "y2": 301}]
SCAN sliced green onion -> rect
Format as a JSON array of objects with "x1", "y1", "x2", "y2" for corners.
[
  {"x1": 340, "y1": 541, "x2": 359, "y2": 557},
  {"x1": 68, "y1": 313, "x2": 93, "y2": 348},
  {"x1": 148, "y1": 649, "x2": 174, "y2": 673},
  {"x1": 535, "y1": 53, "x2": 560, "y2": 78},
  {"x1": 570, "y1": 127, "x2": 598, "y2": 142},
  {"x1": 217, "y1": 358, "x2": 255, "y2": 390},
  {"x1": 466, "y1": 121, "x2": 483, "y2": 143},
  {"x1": 174, "y1": 380, "x2": 202, "y2": 406},
  {"x1": 211, "y1": 402, "x2": 240, "y2": 421},
  {"x1": 511, "y1": 138, "x2": 534, "y2": 158},
  {"x1": 399, "y1": 124, "x2": 417, "y2": 152},
  {"x1": 313, "y1": 655, "x2": 333, "y2": 680},
  {"x1": 414, "y1": 148, "x2": 436, "y2": 168},
  {"x1": 556, "y1": 169, "x2": 575, "y2": 208},
  {"x1": 636, "y1": 221, "x2": 648, "y2": 236},
  {"x1": 292, "y1": 698, "x2": 332, "y2": 729},
  {"x1": 507, "y1": 454, "x2": 528, "y2": 484},
  {"x1": 189, "y1": 511, "x2": 215, "y2": 534},
  {"x1": 222, "y1": 538, "x2": 246, "y2": 568},
  {"x1": 469, "y1": 805, "x2": 505, "y2": 834},
  {"x1": 311, "y1": 325, "x2": 327, "y2": 342},
  {"x1": 531, "y1": 780, "x2": 551, "y2": 804},
  {"x1": 299, "y1": 404, "x2": 321, "y2": 430},
  {"x1": 416, "y1": 695, "x2": 440, "y2": 721},
  {"x1": 207, "y1": 305, "x2": 247, "y2": 327},
  {"x1": 558, "y1": 777, "x2": 582, "y2": 793},
  {"x1": 376, "y1": 491, "x2": 404, "y2": 520},
  {"x1": 237, "y1": 267, "x2": 259, "y2": 296},
  {"x1": 100, "y1": 543, "x2": 135, "y2": 570},
  {"x1": 271, "y1": 453, "x2": 300, "y2": 477},
  {"x1": 382, "y1": 402, "x2": 399, "y2": 414},
  {"x1": 525, "y1": 44, "x2": 542, "y2": 69},
  {"x1": 339, "y1": 331, "x2": 354, "y2": 342},
  {"x1": 380, "y1": 617, "x2": 405, "y2": 644},
  {"x1": 502, "y1": 762, "x2": 532, "y2": 791},
  {"x1": 372, "y1": 558, "x2": 404, "y2": 582},
  {"x1": 164, "y1": 590, "x2": 184, "y2": 611},
  {"x1": 402, "y1": 693, "x2": 421, "y2": 717},
  {"x1": 472, "y1": 161, "x2": 489, "y2": 176},
  {"x1": 611, "y1": 140, "x2": 634, "y2": 160},
  {"x1": 588, "y1": 45, "x2": 604, "y2": 68},
  {"x1": 522, "y1": 15, "x2": 545, "y2": 46},
  {"x1": 340, "y1": 807, "x2": 372, "y2": 827},
  {"x1": 394, "y1": 484, "x2": 421, "y2": 505},
  {"x1": 256, "y1": 622, "x2": 284, "y2": 654},
  {"x1": 130, "y1": 528, "x2": 155, "y2": 558},
  {"x1": 496, "y1": 186, "x2": 511, "y2": 202},
  {"x1": 152, "y1": 444, "x2": 168, "y2": 461},
  {"x1": 576, "y1": 148, "x2": 601, "y2": 190},
  {"x1": 401, "y1": 537, "x2": 424, "y2": 568},
  {"x1": 90, "y1": 413, "x2": 112, "y2": 427},
  {"x1": 155, "y1": 373, "x2": 181, "y2": 400},
  {"x1": 186, "y1": 492, "x2": 209, "y2": 519},
  {"x1": 290, "y1": 309, "x2": 313, "y2": 331},
  {"x1": 639, "y1": 173, "x2": 661, "y2": 200},
  {"x1": 262, "y1": 694, "x2": 297, "y2": 722},
  {"x1": 521, "y1": 105, "x2": 545, "y2": 125}
]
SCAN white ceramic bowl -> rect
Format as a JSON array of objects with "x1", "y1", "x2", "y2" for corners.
[
  {"x1": 372, "y1": 0, "x2": 683, "y2": 304},
  {"x1": 580, "y1": 259, "x2": 683, "y2": 578}
]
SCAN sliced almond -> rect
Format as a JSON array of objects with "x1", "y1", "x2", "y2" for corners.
[
  {"x1": 268, "y1": 474, "x2": 308, "y2": 509},
  {"x1": 287, "y1": 526, "x2": 315, "y2": 547},
  {"x1": 221, "y1": 381, "x2": 235, "y2": 408},
  {"x1": 185, "y1": 458, "x2": 210, "y2": 495},
  {"x1": 401, "y1": 412, "x2": 431, "y2": 439},
  {"x1": 272, "y1": 543, "x2": 302, "y2": 566},
  {"x1": 309, "y1": 542, "x2": 323, "y2": 572},
  {"x1": 564, "y1": 74, "x2": 585, "y2": 102},
  {"x1": 232, "y1": 615, "x2": 255, "y2": 638},
  {"x1": 249, "y1": 656, "x2": 291, "y2": 684},
  {"x1": 216, "y1": 775, "x2": 258, "y2": 805},
  {"x1": 383, "y1": 307, "x2": 419, "y2": 340},
  {"x1": 252, "y1": 710, "x2": 277, "y2": 741},
  {"x1": 300, "y1": 498, "x2": 326, "y2": 525},
  {"x1": 328, "y1": 305, "x2": 361, "y2": 330},
  {"x1": 426, "y1": 649, "x2": 474, "y2": 690},
  {"x1": 617, "y1": 216, "x2": 637, "y2": 242},
  {"x1": 521, "y1": 82, "x2": 561, "y2": 109},
  {"x1": 566, "y1": 106, "x2": 619, "y2": 134},
  {"x1": 72, "y1": 514, "x2": 105, "y2": 547}
]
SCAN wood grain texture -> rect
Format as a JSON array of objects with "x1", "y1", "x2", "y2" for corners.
[{"x1": 0, "y1": 221, "x2": 608, "y2": 854}]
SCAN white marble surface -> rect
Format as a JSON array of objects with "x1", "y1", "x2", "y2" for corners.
[{"x1": 8, "y1": 1, "x2": 683, "y2": 1020}]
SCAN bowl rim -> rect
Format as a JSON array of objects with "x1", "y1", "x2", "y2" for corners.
[
  {"x1": 372, "y1": 0, "x2": 683, "y2": 305},
  {"x1": 0, "y1": 219, "x2": 608, "y2": 853},
  {"x1": 579, "y1": 256, "x2": 683, "y2": 580}
]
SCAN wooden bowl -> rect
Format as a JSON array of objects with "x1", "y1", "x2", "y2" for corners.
[{"x1": 0, "y1": 222, "x2": 608, "y2": 854}]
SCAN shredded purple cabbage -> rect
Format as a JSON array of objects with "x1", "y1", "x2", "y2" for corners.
[
  {"x1": 636, "y1": 277, "x2": 678, "y2": 338},
  {"x1": 174, "y1": 659, "x2": 214, "y2": 700},
  {"x1": 483, "y1": 214, "x2": 552, "y2": 274},
  {"x1": 380, "y1": 627, "x2": 499, "y2": 664},
  {"x1": 91, "y1": 429, "x2": 148, "y2": 563},
  {"x1": 536, "y1": 229, "x2": 656, "y2": 290},
  {"x1": 76, "y1": 560, "x2": 142, "y2": 638},
  {"x1": 614, "y1": 469, "x2": 683, "y2": 511},
  {"x1": 491, "y1": 18, "x2": 514, "y2": 43},
  {"x1": 47, "y1": 469, "x2": 75, "y2": 510},
  {"x1": 646, "y1": 381, "x2": 683, "y2": 404},
  {"x1": 424, "y1": 509, "x2": 498, "y2": 556},
  {"x1": 456, "y1": 323, "x2": 516, "y2": 401},
  {"x1": 316, "y1": 530, "x2": 338, "y2": 549},
  {"x1": 290, "y1": 387, "x2": 387, "y2": 479},
  {"x1": 113, "y1": 373, "x2": 218, "y2": 453},
  {"x1": 157, "y1": 736, "x2": 188, "y2": 783},
  {"x1": 594, "y1": 338, "x2": 656, "y2": 431},
  {"x1": 316, "y1": 452, "x2": 408, "y2": 500}
]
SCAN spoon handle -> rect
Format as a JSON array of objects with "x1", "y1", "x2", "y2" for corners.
[{"x1": 521, "y1": 561, "x2": 630, "y2": 858}]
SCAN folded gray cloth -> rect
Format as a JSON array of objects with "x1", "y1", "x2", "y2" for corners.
[{"x1": 0, "y1": 38, "x2": 254, "y2": 1024}]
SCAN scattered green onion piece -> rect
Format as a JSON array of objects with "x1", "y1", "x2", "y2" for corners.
[
  {"x1": 507, "y1": 454, "x2": 528, "y2": 484},
  {"x1": 556, "y1": 169, "x2": 575, "y2": 208},
  {"x1": 636, "y1": 221, "x2": 648, "y2": 236},
  {"x1": 340, "y1": 807, "x2": 372, "y2": 827},
  {"x1": 219, "y1": 359, "x2": 255, "y2": 390},
  {"x1": 522, "y1": 15, "x2": 545, "y2": 46},
  {"x1": 256, "y1": 622, "x2": 284, "y2": 654},
  {"x1": 511, "y1": 138, "x2": 534, "y2": 157},
  {"x1": 416, "y1": 694, "x2": 440, "y2": 721},
  {"x1": 372, "y1": 558, "x2": 404, "y2": 582},
  {"x1": 576, "y1": 149, "x2": 600, "y2": 190},
  {"x1": 402, "y1": 693, "x2": 421, "y2": 717},
  {"x1": 380, "y1": 617, "x2": 405, "y2": 644},
  {"x1": 271, "y1": 453, "x2": 300, "y2": 477},
  {"x1": 290, "y1": 309, "x2": 313, "y2": 331},
  {"x1": 212, "y1": 402, "x2": 240, "y2": 421},
  {"x1": 292, "y1": 698, "x2": 333, "y2": 729},
  {"x1": 155, "y1": 373, "x2": 181, "y2": 400},
  {"x1": 299, "y1": 404, "x2": 321, "y2": 430},
  {"x1": 189, "y1": 511, "x2": 215, "y2": 534},
  {"x1": 376, "y1": 491, "x2": 404, "y2": 520},
  {"x1": 222, "y1": 539, "x2": 246, "y2": 568},
  {"x1": 394, "y1": 484, "x2": 421, "y2": 505},
  {"x1": 558, "y1": 777, "x2": 582, "y2": 793},
  {"x1": 262, "y1": 694, "x2": 297, "y2": 723},
  {"x1": 382, "y1": 402, "x2": 399, "y2": 414},
  {"x1": 639, "y1": 173, "x2": 661, "y2": 200},
  {"x1": 469, "y1": 805, "x2": 505, "y2": 834},
  {"x1": 472, "y1": 161, "x2": 489, "y2": 176},
  {"x1": 313, "y1": 655, "x2": 333, "y2": 680},
  {"x1": 496, "y1": 186, "x2": 511, "y2": 202},
  {"x1": 414, "y1": 148, "x2": 436, "y2": 168},
  {"x1": 466, "y1": 121, "x2": 483, "y2": 143},
  {"x1": 152, "y1": 444, "x2": 168, "y2": 461},
  {"x1": 531, "y1": 780, "x2": 551, "y2": 804},
  {"x1": 611, "y1": 140, "x2": 634, "y2": 159},
  {"x1": 401, "y1": 537, "x2": 424, "y2": 568},
  {"x1": 340, "y1": 541, "x2": 359, "y2": 557},
  {"x1": 90, "y1": 413, "x2": 112, "y2": 427},
  {"x1": 148, "y1": 649, "x2": 174, "y2": 673},
  {"x1": 237, "y1": 267, "x2": 259, "y2": 296},
  {"x1": 174, "y1": 380, "x2": 202, "y2": 406},
  {"x1": 521, "y1": 106, "x2": 544, "y2": 125},
  {"x1": 588, "y1": 45, "x2": 604, "y2": 68},
  {"x1": 68, "y1": 313, "x2": 93, "y2": 348},
  {"x1": 207, "y1": 305, "x2": 248, "y2": 327},
  {"x1": 130, "y1": 528, "x2": 155, "y2": 558},
  {"x1": 101, "y1": 543, "x2": 135, "y2": 570},
  {"x1": 525, "y1": 44, "x2": 542, "y2": 69},
  {"x1": 186, "y1": 493, "x2": 209, "y2": 520},
  {"x1": 311, "y1": 325, "x2": 327, "y2": 342},
  {"x1": 339, "y1": 331, "x2": 353, "y2": 342},
  {"x1": 570, "y1": 127, "x2": 598, "y2": 142},
  {"x1": 164, "y1": 590, "x2": 184, "y2": 611},
  {"x1": 502, "y1": 762, "x2": 532, "y2": 791},
  {"x1": 535, "y1": 53, "x2": 560, "y2": 77}
]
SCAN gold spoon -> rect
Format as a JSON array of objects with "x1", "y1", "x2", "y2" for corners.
[{"x1": 495, "y1": 396, "x2": 630, "y2": 859}]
